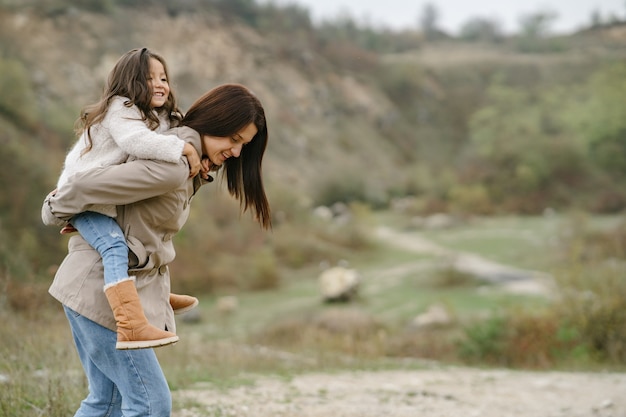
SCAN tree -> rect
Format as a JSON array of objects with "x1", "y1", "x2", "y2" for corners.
[
  {"x1": 460, "y1": 17, "x2": 504, "y2": 43},
  {"x1": 590, "y1": 9, "x2": 602, "y2": 28},
  {"x1": 419, "y1": 3, "x2": 440, "y2": 40},
  {"x1": 577, "y1": 62, "x2": 626, "y2": 180},
  {"x1": 516, "y1": 10, "x2": 562, "y2": 52},
  {"x1": 517, "y1": 10, "x2": 557, "y2": 38}
]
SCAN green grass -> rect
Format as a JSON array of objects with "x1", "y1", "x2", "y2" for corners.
[
  {"x1": 416, "y1": 214, "x2": 624, "y2": 270},
  {"x1": 418, "y1": 215, "x2": 560, "y2": 270}
]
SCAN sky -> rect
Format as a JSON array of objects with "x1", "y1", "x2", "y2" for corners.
[{"x1": 263, "y1": 0, "x2": 625, "y2": 34}]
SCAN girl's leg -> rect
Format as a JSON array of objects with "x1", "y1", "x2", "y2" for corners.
[
  {"x1": 72, "y1": 212, "x2": 199, "y2": 314},
  {"x1": 64, "y1": 306, "x2": 171, "y2": 417},
  {"x1": 70, "y1": 212, "x2": 128, "y2": 287},
  {"x1": 70, "y1": 212, "x2": 178, "y2": 350}
]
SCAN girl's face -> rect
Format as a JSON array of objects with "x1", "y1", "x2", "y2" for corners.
[
  {"x1": 147, "y1": 58, "x2": 170, "y2": 109},
  {"x1": 201, "y1": 122, "x2": 258, "y2": 167}
]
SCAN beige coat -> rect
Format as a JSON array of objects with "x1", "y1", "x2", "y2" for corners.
[{"x1": 43, "y1": 126, "x2": 207, "y2": 332}]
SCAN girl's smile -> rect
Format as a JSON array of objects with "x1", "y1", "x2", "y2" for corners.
[{"x1": 147, "y1": 58, "x2": 170, "y2": 109}]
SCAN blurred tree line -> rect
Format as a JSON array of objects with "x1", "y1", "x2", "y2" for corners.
[{"x1": 0, "y1": 0, "x2": 625, "y2": 303}]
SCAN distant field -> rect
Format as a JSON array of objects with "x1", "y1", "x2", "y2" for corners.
[{"x1": 180, "y1": 213, "x2": 570, "y2": 338}]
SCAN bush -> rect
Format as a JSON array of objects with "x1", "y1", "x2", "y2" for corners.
[
  {"x1": 553, "y1": 251, "x2": 626, "y2": 364},
  {"x1": 247, "y1": 249, "x2": 281, "y2": 291},
  {"x1": 458, "y1": 315, "x2": 509, "y2": 366},
  {"x1": 447, "y1": 183, "x2": 493, "y2": 215},
  {"x1": 0, "y1": 58, "x2": 37, "y2": 128},
  {"x1": 458, "y1": 309, "x2": 585, "y2": 369},
  {"x1": 252, "y1": 307, "x2": 387, "y2": 358}
]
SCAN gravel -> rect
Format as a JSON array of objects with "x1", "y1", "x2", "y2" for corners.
[{"x1": 173, "y1": 366, "x2": 626, "y2": 417}]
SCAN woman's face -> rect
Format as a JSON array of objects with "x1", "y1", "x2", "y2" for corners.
[
  {"x1": 147, "y1": 58, "x2": 170, "y2": 109},
  {"x1": 201, "y1": 122, "x2": 258, "y2": 167}
]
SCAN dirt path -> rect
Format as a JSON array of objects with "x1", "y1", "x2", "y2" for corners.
[
  {"x1": 173, "y1": 225, "x2": 625, "y2": 417},
  {"x1": 174, "y1": 366, "x2": 626, "y2": 417},
  {"x1": 375, "y1": 226, "x2": 553, "y2": 295}
]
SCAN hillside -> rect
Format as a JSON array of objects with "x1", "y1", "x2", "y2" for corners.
[
  {"x1": 1, "y1": 2, "x2": 625, "y2": 290},
  {"x1": 1, "y1": 5, "x2": 399, "y2": 194},
  {"x1": 3, "y1": 4, "x2": 623, "y2": 202}
]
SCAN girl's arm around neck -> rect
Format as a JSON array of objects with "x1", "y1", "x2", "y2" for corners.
[{"x1": 104, "y1": 97, "x2": 185, "y2": 163}]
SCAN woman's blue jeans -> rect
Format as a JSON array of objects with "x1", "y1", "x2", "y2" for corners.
[
  {"x1": 71, "y1": 211, "x2": 129, "y2": 286},
  {"x1": 64, "y1": 306, "x2": 172, "y2": 417}
]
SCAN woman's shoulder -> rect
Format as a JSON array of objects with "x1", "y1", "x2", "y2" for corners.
[
  {"x1": 168, "y1": 126, "x2": 203, "y2": 156},
  {"x1": 168, "y1": 126, "x2": 200, "y2": 141}
]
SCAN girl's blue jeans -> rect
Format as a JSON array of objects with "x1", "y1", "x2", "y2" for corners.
[
  {"x1": 64, "y1": 306, "x2": 172, "y2": 417},
  {"x1": 71, "y1": 211, "x2": 129, "y2": 286}
]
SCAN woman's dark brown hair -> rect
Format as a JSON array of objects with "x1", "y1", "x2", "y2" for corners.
[
  {"x1": 183, "y1": 84, "x2": 271, "y2": 229},
  {"x1": 76, "y1": 47, "x2": 182, "y2": 153}
]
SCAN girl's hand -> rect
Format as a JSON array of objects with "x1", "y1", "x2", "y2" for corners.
[
  {"x1": 200, "y1": 157, "x2": 212, "y2": 180},
  {"x1": 183, "y1": 143, "x2": 202, "y2": 178},
  {"x1": 60, "y1": 224, "x2": 78, "y2": 234}
]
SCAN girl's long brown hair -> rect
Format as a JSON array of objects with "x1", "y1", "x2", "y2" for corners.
[
  {"x1": 75, "y1": 47, "x2": 182, "y2": 153},
  {"x1": 183, "y1": 84, "x2": 271, "y2": 229}
]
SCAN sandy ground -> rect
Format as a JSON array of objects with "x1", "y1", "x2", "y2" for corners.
[{"x1": 174, "y1": 367, "x2": 626, "y2": 417}]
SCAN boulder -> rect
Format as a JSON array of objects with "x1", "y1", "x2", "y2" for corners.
[{"x1": 319, "y1": 266, "x2": 361, "y2": 302}]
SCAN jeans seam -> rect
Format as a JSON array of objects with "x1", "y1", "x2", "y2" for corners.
[
  {"x1": 103, "y1": 386, "x2": 119, "y2": 417},
  {"x1": 124, "y1": 350, "x2": 154, "y2": 416}
]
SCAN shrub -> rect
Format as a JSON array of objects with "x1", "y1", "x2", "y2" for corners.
[
  {"x1": 458, "y1": 309, "x2": 584, "y2": 369},
  {"x1": 247, "y1": 249, "x2": 281, "y2": 291},
  {"x1": 553, "y1": 260, "x2": 626, "y2": 364},
  {"x1": 252, "y1": 307, "x2": 387, "y2": 358},
  {"x1": 447, "y1": 183, "x2": 493, "y2": 215},
  {"x1": 458, "y1": 315, "x2": 509, "y2": 366},
  {"x1": 0, "y1": 58, "x2": 37, "y2": 129},
  {"x1": 544, "y1": 214, "x2": 626, "y2": 364}
]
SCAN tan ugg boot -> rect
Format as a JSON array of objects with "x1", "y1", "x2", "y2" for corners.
[
  {"x1": 105, "y1": 278, "x2": 179, "y2": 350},
  {"x1": 170, "y1": 293, "x2": 199, "y2": 315}
]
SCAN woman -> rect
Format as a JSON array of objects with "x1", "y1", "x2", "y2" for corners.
[{"x1": 42, "y1": 83, "x2": 271, "y2": 416}]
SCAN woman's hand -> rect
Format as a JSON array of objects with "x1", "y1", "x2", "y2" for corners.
[{"x1": 183, "y1": 143, "x2": 202, "y2": 178}]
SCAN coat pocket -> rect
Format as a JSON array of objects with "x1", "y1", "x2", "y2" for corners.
[
  {"x1": 126, "y1": 234, "x2": 149, "y2": 270},
  {"x1": 55, "y1": 237, "x2": 103, "y2": 284}
]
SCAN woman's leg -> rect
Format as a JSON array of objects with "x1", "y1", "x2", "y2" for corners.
[{"x1": 64, "y1": 306, "x2": 172, "y2": 417}]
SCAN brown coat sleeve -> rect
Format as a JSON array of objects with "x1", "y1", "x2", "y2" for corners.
[{"x1": 47, "y1": 157, "x2": 189, "y2": 221}]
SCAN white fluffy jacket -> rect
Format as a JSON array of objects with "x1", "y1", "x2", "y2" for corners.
[{"x1": 57, "y1": 96, "x2": 185, "y2": 217}]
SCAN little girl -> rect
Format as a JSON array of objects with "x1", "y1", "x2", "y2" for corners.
[{"x1": 54, "y1": 47, "x2": 204, "y2": 349}]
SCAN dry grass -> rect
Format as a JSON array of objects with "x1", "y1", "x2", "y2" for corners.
[{"x1": 0, "y1": 307, "x2": 84, "y2": 417}]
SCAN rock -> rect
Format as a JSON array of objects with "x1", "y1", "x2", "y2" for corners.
[
  {"x1": 319, "y1": 266, "x2": 361, "y2": 302},
  {"x1": 216, "y1": 296, "x2": 239, "y2": 316},
  {"x1": 423, "y1": 213, "x2": 456, "y2": 230},
  {"x1": 312, "y1": 206, "x2": 333, "y2": 221},
  {"x1": 411, "y1": 304, "x2": 453, "y2": 328},
  {"x1": 180, "y1": 308, "x2": 202, "y2": 324}
]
